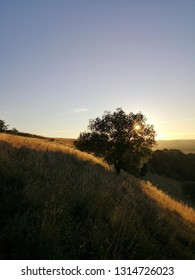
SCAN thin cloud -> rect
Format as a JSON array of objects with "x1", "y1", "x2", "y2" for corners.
[{"x1": 69, "y1": 108, "x2": 89, "y2": 114}]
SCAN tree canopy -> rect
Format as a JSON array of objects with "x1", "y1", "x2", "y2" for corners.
[
  {"x1": 75, "y1": 108, "x2": 156, "y2": 175},
  {"x1": 0, "y1": 119, "x2": 9, "y2": 132}
]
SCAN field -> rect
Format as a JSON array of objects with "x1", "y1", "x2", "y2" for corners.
[{"x1": 0, "y1": 133, "x2": 195, "y2": 259}]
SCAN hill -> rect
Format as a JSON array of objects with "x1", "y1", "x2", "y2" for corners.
[
  {"x1": 156, "y1": 139, "x2": 195, "y2": 154},
  {"x1": 0, "y1": 133, "x2": 195, "y2": 259}
]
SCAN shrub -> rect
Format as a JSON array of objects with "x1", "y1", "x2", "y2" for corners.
[{"x1": 181, "y1": 181, "x2": 195, "y2": 201}]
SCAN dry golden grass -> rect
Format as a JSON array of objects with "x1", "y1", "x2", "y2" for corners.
[
  {"x1": 1, "y1": 132, "x2": 195, "y2": 259},
  {"x1": 0, "y1": 133, "x2": 110, "y2": 169},
  {"x1": 144, "y1": 173, "x2": 195, "y2": 209},
  {"x1": 141, "y1": 180, "x2": 195, "y2": 225}
]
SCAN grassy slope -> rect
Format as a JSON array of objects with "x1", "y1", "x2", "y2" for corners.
[
  {"x1": 145, "y1": 148, "x2": 195, "y2": 208},
  {"x1": 0, "y1": 133, "x2": 195, "y2": 260}
]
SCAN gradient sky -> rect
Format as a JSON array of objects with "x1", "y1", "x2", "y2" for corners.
[{"x1": 1, "y1": 0, "x2": 195, "y2": 139}]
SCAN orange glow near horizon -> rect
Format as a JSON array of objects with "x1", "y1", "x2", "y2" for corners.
[
  {"x1": 149, "y1": 118, "x2": 195, "y2": 141},
  {"x1": 155, "y1": 131, "x2": 195, "y2": 141}
]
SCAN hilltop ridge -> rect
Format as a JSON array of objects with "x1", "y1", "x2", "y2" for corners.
[
  {"x1": 156, "y1": 139, "x2": 195, "y2": 154},
  {"x1": 5, "y1": 130, "x2": 195, "y2": 153}
]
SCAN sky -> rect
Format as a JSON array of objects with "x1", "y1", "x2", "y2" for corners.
[{"x1": 0, "y1": 0, "x2": 195, "y2": 140}]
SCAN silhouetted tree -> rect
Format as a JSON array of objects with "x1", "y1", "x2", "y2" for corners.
[
  {"x1": 11, "y1": 128, "x2": 18, "y2": 133},
  {"x1": 75, "y1": 108, "x2": 156, "y2": 175},
  {"x1": 0, "y1": 120, "x2": 8, "y2": 132}
]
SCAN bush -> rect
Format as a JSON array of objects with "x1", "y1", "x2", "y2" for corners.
[
  {"x1": 148, "y1": 149, "x2": 195, "y2": 181},
  {"x1": 181, "y1": 181, "x2": 195, "y2": 201}
]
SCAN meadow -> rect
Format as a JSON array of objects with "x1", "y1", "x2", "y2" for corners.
[{"x1": 0, "y1": 133, "x2": 195, "y2": 259}]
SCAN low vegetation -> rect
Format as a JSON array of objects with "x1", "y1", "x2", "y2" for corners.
[
  {"x1": 181, "y1": 182, "x2": 195, "y2": 202},
  {"x1": 148, "y1": 149, "x2": 195, "y2": 182},
  {"x1": 0, "y1": 133, "x2": 195, "y2": 259},
  {"x1": 146, "y1": 149, "x2": 195, "y2": 206}
]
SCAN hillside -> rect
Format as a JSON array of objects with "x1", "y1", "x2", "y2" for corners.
[
  {"x1": 0, "y1": 133, "x2": 195, "y2": 259},
  {"x1": 145, "y1": 149, "x2": 195, "y2": 208}
]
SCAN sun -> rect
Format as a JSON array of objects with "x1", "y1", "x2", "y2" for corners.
[{"x1": 134, "y1": 124, "x2": 141, "y2": 130}]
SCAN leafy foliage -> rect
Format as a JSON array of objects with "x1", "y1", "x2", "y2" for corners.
[
  {"x1": 148, "y1": 149, "x2": 195, "y2": 181},
  {"x1": 75, "y1": 108, "x2": 156, "y2": 175},
  {"x1": 0, "y1": 119, "x2": 8, "y2": 132}
]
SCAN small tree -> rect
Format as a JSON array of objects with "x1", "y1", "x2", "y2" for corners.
[
  {"x1": 75, "y1": 108, "x2": 156, "y2": 175},
  {"x1": 11, "y1": 128, "x2": 18, "y2": 133},
  {"x1": 0, "y1": 120, "x2": 9, "y2": 132}
]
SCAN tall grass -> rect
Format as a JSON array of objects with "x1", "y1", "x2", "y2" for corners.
[{"x1": 0, "y1": 133, "x2": 195, "y2": 259}]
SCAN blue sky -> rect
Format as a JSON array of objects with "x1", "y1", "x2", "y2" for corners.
[{"x1": 0, "y1": 0, "x2": 195, "y2": 139}]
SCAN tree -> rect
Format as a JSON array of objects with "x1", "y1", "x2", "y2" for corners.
[
  {"x1": 0, "y1": 119, "x2": 9, "y2": 132},
  {"x1": 11, "y1": 127, "x2": 18, "y2": 133},
  {"x1": 75, "y1": 108, "x2": 156, "y2": 175}
]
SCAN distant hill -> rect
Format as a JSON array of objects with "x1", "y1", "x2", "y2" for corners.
[
  {"x1": 0, "y1": 133, "x2": 195, "y2": 260},
  {"x1": 156, "y1": 139, "x2": 195, "y2": 154}
]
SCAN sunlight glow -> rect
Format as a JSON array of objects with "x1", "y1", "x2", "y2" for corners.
[{"x1": 134, "y1": 124, "x2": 141, "y2": 130}]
